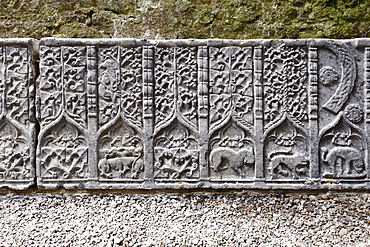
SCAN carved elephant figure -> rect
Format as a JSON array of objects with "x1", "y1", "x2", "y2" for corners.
[
  {"x1": 98, "y1": 156, "x2": 142, "y2": 179},
  {"x1": 321, "y1": 146, "x2": 364, "y2": 176},
  {"x1": 210, "y1": 147, "x2": 254, "y2": 178},
  {"x1": 269, "y1": 153, "x2": 309, "y2": 179}
]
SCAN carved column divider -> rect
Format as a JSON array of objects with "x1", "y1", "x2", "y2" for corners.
[
  {"x1": 198, "y1": 46, "x2": 209, "y2": 180},
  {"x1": 365, "y1": 47, "x2": 370, "y2": 182},
  {"x1": 86, "y1": 45, "x2": 98, "y2": 185},
  {"x1": 253, "y1": 46, "x2": 264, "y2": 179},
  {"x1": 143, "y1": 46, "x2": 155, "y2": 183},
  {"x1": 308, "y1": 46, "x2": 319, "y2": 179}
]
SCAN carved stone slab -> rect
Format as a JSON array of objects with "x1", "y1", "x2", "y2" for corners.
[
  {"x1": 0, "y1": 39, "x2": 35, "y2": 190},
  {"x1": 36, "y1": 38, "x2": 370, "y2": 190}
]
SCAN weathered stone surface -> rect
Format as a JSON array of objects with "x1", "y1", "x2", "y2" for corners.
[
  {"x1": 34, "y1": 38, "x2": 370, "y2": 190},
  {"x1": 1, "y1": 0, "x2": 370, "y2": 40},
  {"x1": 0, "y1": 39, "x2": 36, "y2": 190}
]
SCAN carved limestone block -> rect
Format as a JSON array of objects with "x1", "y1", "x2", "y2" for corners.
[
  {"x1": 35, "y1": 38, "x2": 370, "y2": 190},
  {"x1": 37, "y1": 39, "x2": 147, "y2": 189},
  {"x1": 0, "y1": 39, "x2": 36, "y2": 190}
]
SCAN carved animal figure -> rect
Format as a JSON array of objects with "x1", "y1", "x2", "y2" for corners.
[
  {"x1": 98, "y1": 156, "x2": 142, "y2": 179},
  {"x1": 210, "y1": 147, "x2": 254, "y2": 178},
  {"x1": 321, "y1": 146, "x2": 364, "y2": 177},
  {"x1": 269, "y1": 153, "x2": 309, "y2": 179}
]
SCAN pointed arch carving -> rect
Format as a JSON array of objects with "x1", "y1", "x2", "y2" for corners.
[
  {"x1": 319, "y1": 112, "x2": 366, "y2": 178},
  {"x1": 39, "y1": 116, "x2": 88, "y2": 179},
  {"x1": 209, "y1": 117, "x2": 254, "y2": 180},
  {"x1": 154, "y1": 119, "x2": 199, "y2": 179},
  {"x1": 0, "y1": 118, "x2": 31, "y2": 180},
  {"x1": 264, "y1": 116, "x2": 309, "y2": 180},
  {"x1": 97, "y1": 116, "x2": 144, "y2": 179}
]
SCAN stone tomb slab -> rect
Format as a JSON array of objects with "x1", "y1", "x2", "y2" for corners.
[{"x1": 36, "y1": 38, "x2": 370, "y2": 190}]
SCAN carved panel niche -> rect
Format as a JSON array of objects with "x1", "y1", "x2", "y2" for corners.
[
  {"x1": 316, "y1": 41, "x2": 366, "y2": 179},
  {"x1": 208, "y1": 46, "x2": 254, "y2": 180},
  {"x1": 153, "y1": 47, "x2": 200, "y2": 180},
  {"x1": 319, "y1": 110, "x2": 366, "y2": 179},
  {"x1": 263, "y1": 45, "x2": 310, "y2": 180},
  {"x1": 97, "y1": 46, "x2": 144, "y2": 180},
  {"x1": 0, "y1": 41, "x2": 35, "y2": 189},
  {"x1": 38, "y1": 45, "x2": 89, "y2": 183}
]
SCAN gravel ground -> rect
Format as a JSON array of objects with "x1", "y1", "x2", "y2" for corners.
[{"x1": 0, "y1": 192, "x2": 370, "y2": 247}]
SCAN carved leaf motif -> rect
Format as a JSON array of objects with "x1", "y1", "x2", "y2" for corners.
[
  {"x1": 263, "y1": 45, "x2": 308, "y2": 130},
  {"x1": 209, "y1": 47, "x2": 254, "y2": 131},
  {"x1": 176, "y1": 47, "x2": 198, "y2": 127},
  {"x1": 39, "y1": 46, "x2": 63, "y2": 126},
  {"x1": 62, "y1": 46, "x2": 87, "y2": 128},
  {"x1": 154, "y1": 122, "x2": 199, "y2": 179},
  {"x1": 98, "y1": 120, "x2": 143, "y2": 179},
  {"x1": 6, "y1": 47, "x2": 30, "y2": 126},
  {"x1": 120, "y1": 47, "x2": 143, "y2": 129},
  {"x1": 154, "y1": 47, "x2": 175, "y2": 126},
  {"x1": 209, "y1": 47, "x2": 231, "y2": 127},
  {"x1": 0, "y1": 120, "x2": 30, "y2": 180}
]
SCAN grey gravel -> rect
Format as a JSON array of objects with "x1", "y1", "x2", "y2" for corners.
[{"x1": 0, "y1": 193, "x2": 370, "y2": 247}]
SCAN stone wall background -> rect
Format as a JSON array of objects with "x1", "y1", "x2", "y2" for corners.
[{"x1": 1, "y1": 0, "x2": 369, "y2": 39}]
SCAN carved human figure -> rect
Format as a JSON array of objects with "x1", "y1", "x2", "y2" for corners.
[{"x1": 210, "y1": 147, "x2": 254, "y2": 178}]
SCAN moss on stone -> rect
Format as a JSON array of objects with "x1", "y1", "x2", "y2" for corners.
[{"x1": 0, "y1": 0, "x2": 369, "y2": 38}]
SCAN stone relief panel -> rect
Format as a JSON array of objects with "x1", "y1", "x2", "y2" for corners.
[
  {"x1": 97, "y1": 46, "x2": 144, "y2": 180},
  {"x1": 38, "y1": 44, "x2": 89, "y2": 184},
  {"x1": 38, "y1": 40, "x2": 146, "y2": 187},
  {"x1": 263, "y1": 45, "x2": 310, "y2": 180},
  {"x1": 32, "y1": 38, "x2": 370, "y2": 189},
  {"x1": 153, "y1": 47, "x2": 200, "y2": 180},
  {"x1": 208, "y1": 46, "x2": 254, "y2": 180},
  {"x1": 0, "y1": 40, "x2": 35, "y2": 189},
  {"x1": 317, "y1": 41, "x2": 366, "y2": 179}
]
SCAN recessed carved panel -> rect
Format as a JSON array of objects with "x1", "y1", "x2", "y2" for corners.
[
  {"x1": 0, "y1": 40, "x2": 35, "y2": 190},
  {"x1": 263, "y1": 45, "x2": 310, "y2": 180}
]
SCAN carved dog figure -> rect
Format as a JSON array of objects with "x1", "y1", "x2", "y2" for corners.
[
  {"x1": 269, "y1": 153, "x2": 309, "y2": 179},
  {"x1": 210, "y1": 147, "x2": 254, "y2": 178},
  {"x1": 321, "y1": 146, "x2": 363, "y2": 176}
]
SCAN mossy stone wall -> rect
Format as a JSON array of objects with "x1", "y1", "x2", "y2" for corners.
[{"x1": 1, "y1": 0, "x2": 369, "y2": 39}]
